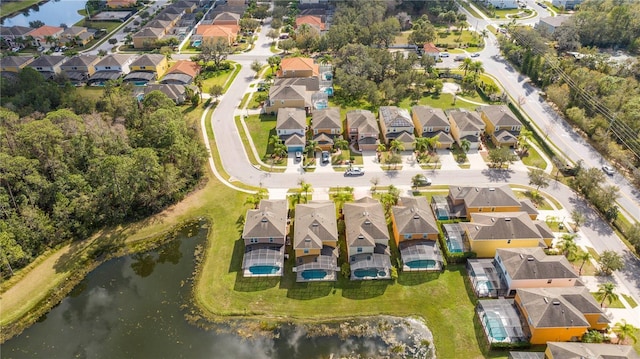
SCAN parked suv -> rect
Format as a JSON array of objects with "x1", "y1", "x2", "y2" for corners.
[{"x1": 321, "y1": 151, "x2": 330, "y2": 164}]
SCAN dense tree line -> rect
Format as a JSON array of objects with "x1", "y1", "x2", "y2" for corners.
[
  {"x1": 0, "y1": 73, "x2": 207, "y2": 276},
  {"x1": 500, "y1": 26, "x2": 640, "y2": 176},
  {"x1": 568, "y1": 0, "x2": 640, "y2": 51}
]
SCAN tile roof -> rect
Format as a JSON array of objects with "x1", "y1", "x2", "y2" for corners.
[
  {"x1": 423, "y1": 43, "x2": 440, "y2": 54},
  {"x1": 295, "y1": 15, "x2": 325, "y2": 30},
  {"x1": 27, "y1": 25, "x2": 63, "y2": 37},
  {"x1": 134, "y1": 27, "x2": 164, "y2": 38},
  {"x1": 130, "y1": 54, "x2": 166, "y2": 68},
  {"x1": 545, "y1": 342, "x2": 640, "y2": 359},
  {"x1": 448, "y1": 109, "x2": 484, "y2": 132},
  {"x1": 496, "y1": 247, "x2": 578, "y2": 280},
  {"x1": 311, "y1": 107, "x2": 341, "y2": 130},
  {"x1": 412, "y1": 105, "x2": 449, "y2": 128},
  {"x1": 242, "y1": 200, "x2": 288, "y2": 239},
  {"x1": 294, "y1": 201, "x2": 338, "y2": 250},
  {"x1": 166, "y1": 60, "x2": 201, "y2": 77},
  {"x1": 392, "y1": 196, "x2": 439, "y2": 237},
  {"x1": 346, "y1": 109, "x2": 379, "y2": 135},
  {"x1": 449, "y1": 185, "x2": 521, "y2": 208},
  {"x1": 196, "y1": 24, "x2": 239, "y2": 38},
  {"x1": 276, "y1": 108, "x2": 306, "y2": 130},
  {"x1": 463, "y1": 212, "x2": 545, "y2": 241},
  {"x1": 279, "y1": 57, "x2": 319, "y2": 77},
  {"x1": 517, "y1": 287, "x2": 608, "y2": 328},
  {"x1": 213, "y1": 11, "x2": 240, "y2": 22},
  {"x1": 344, "y1": 197, "x2": 389, "y2": 248},
  {"x1": 481, "y1": 105, "x2": 522, "y2": 127}
]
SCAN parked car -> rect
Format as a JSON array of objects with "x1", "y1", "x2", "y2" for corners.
[
  {"x1": 344, "y1": 167, "x2": 364, "y2": 176},
  {"x1": 602, "y1": 165, "x2": 615, "y2": 176},
  {"x1": 295, "y1": 151, "x2": 302, "y2": 161},
  {"x1": 321, "y1": 151, "x2": 330, "y2": 164},
  {"x1": 440, "y1": 52, "x2": 449, "y2": 58},
  {"x1": 470, "y1": 53, "x2": 480, "y2": 58},
  {"x1": 412, "y1": 174, "x2": 432, "y2": 187}
]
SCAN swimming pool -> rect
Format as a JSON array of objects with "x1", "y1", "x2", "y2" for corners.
[
  {"x1": 192, "y1": 40, "x2": 202, "y2": 48},
  {"x1": 249, "y1": 265, "x2": 280, "y2": 275},
  {"x1": 483, "y1": 312, "x2": 507, "y2": 341},
  {"x1": 406, "y1": 260, "x2": 436, "y2": 269},
  {"x1": 477, "y1": 280, "x2": 494, "y2": 296},
  {"x1": 301, "y1": 269, "x2": 327, "y2": 280},
  {"x1": 353, "y1": 268, "x2": 386, "y2": 278}
]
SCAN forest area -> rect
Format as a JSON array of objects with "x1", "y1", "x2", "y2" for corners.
[
  {"x1": 0, "y1": 69, "x2": 207, "y2": 276},
  {"x1": 500, "y1": 0, "x2": 640, "y2": 180}
]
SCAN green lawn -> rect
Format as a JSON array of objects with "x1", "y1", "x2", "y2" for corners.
[
  {"x1": 591, "y1": 292, "x2": 625, "y2": 308},
  {"x1": 621, "y1": 293, "x2": 638, "y2": 308},
  {"x1": 243, "y1": 114, "x2": 287, "y2": 164},
  {"x1": 399, "y1": 93, "x2": 481, "y2": 111},
  {"x1": 394, "y1": 31, "x2": 411, "y2": 45},
  {"x1": 458, "y1": 1, "x2": 484, "y2": 19},
  {"x1": 201, "y1": 66, "x2": 235, "y2": 94},
  {"x1": 0, "y1": 0, "x2": 41, "y2": 17},
  {"x1": 521, "y1": 145, "x2": 547, "y2": 170}
]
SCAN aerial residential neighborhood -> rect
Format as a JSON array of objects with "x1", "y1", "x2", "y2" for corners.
[{"x1": 1, "y1": 0, "x2": 640, "y2": 358}]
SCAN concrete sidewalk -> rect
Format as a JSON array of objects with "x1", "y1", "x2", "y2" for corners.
[{"x1": 579, "y1": 275, "x2": 640, "y2": 328}]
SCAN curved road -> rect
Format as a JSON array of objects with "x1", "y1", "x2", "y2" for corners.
[{"x1": 201, "y1": 12, "x2": 640, "y2": 311}]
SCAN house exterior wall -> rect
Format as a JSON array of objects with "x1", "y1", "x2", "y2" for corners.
[
  {"x1": 515, "y1": 294, "x2": 588, "y2": 344},
  {"x1": 348, "y1": 244, "x2": 374, "y2": 256},
  {"x1": 584, "y1": 313, "x2": 608, "y2": 331},
  {"x1": 133, "y1": 36, "x2": 161, "y2": 49},
  {"x1": 265, "y1": 99, "x2": 306, "y2": 114},
  {"x1": 243, "y1": 236, "x2": 285, "y2": 246},
  {"x1": 130, "y1": 57, "x2": 169, "y2": 77},
  {"x1": 469, "y1": 237, "x2": 545, "y2": 258},
  {"x1": 295, "y1": 248, "x2": 321, "y2": 257},
  {"x1": 465, "y1": 204, "x2": 522, "y2": 218},
  {"x1": 277, "y1": 128, "x2": 305, "y2": 137}
]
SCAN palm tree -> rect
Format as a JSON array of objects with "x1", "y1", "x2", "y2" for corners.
[
  {"x1": 425, "y1": 136, "x2": 440, "y2": 152},
  {"x1": 267, "y1": 55, "x2": 281, "y2": 73},
  {"x1": 288, "y1": 191, "x2": 303, "y2": 208},
  {"x1": 414, "y1": 137, "x2": 430, "y2": 154},
  {"x1": 333, "y1": 186, "x2": 354, "y2": 215},
  {"x1": 318, "y1": 53, "x2": 333, "y2": 65},
  {"x1": 299, "y1": 180, "x2": 313, "y2": 203},
  {"x1": 333, "y1": 136, "x2": 349, "y2": 151},
  {"x1": 557, "y1": 234, "x2": 578, "y2": 260},
  {"x1": 613, "y1": 320, "x2": 638, "y2": 345},
  {"x1": 305, "y1": 139, "x2": 319, "y2": 158},
  {"x1": 470, "y1": 60, "x2": 485, "y2": 82},
  {"x1": 194, "y1": 75, "x2": 204, "y2": 100},
  {"x1": 458, "y1": 57, "x2": 473, "y2": 76},
  {"x1": 389, "y1": 139, "x2": 405, "y2": 154},
  {"x1": 596, "y1": 282, "x2": 618, "y2": 308},
  {"x1": 577, "y1": 251, "x2": 591, "y2": 275},
  {"x1": 244, "y1": 188, "x2": 267, "y2": 209},
  {"x1": 460, "y1": 138, "x2": 471, "y2": 154}
]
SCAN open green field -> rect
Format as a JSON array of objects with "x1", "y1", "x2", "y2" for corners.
[
  {"x1": 399, "y1": 92, "x2": 481, "y2": 111},
  {"x1": 0, "y1": 0, "x2": 41, "y2": 18},
  {"x1": 201, "y1": 65, "x2": 236, "y2": 94}
]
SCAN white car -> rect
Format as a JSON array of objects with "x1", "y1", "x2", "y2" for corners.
[
  {"x1": 344, "y1": 167, "x2": 364, "y2": 176},
  {"x1": 470, "y1": 53, "x2": 480, "y2": 58},
  {"x1": 440, "y1": 52, "x2": 449, "y2": 58},
  {"x1": 602, "y1": 165, "x2": 615, "y2": 176}
]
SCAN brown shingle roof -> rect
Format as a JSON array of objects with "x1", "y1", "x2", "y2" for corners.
[
  {"x1": 412, "y1": 105, "x2": 449, "y2": 128},
  {"x1": 517, "y1": 287, "x2": 607, "y2": 328},
  {"x1": 449, "y1": 109, "x2": 484, "y2": 132},
  {"x1": 546, "y1": 342, "x2": 640, "y2": 359},
  {"x1": 311, "y1": 107, "x2": 341, "y2": 130},
  {"x1": 344, "y1": 197, "x2": 389, "y2": 248},
  {"x1": 392, "y1": 197, "x2": 439, "y2": 237},
  {"x1": 450, "y1": 185, "x2": 521, "y2": 208},
  {"x1": 496, "y1": 247, "x2": 578, "y2": 281},
  {"x1": 276, "y1": 108, "x2": 306, "y2": 130},
  {"x1": 346, "y1": 110, "x2": 379, "y2": 135},
  {"x1": 242, "y1": 200, "x2": 288, "y2": 239},
  {"x1": 463, "y1": 212, "x2": 544, "y2": 241},
  {"x1": 294, "y1": 201, "x2": 338, "y2": 250},
  {"x1": 481, "y1": 105, "x2": 522, "y2": 128}
]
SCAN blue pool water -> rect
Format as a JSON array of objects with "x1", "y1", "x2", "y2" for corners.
[
  {"x1": 406, "y1": 260, "x2": 436, "y2": 269},
  {"x1": 446, "y1": 240, "x2": 463, "y2": 253},
  {"x1": 483, "y1": 313, "x2": 507, "y2": 341},
  {"x1": 324, "y1": 88, "x2": 334, "y2": 96},
  {"x1": 250, "y1": 265, "x2": 280, "y2": 275},
  {"x1": 354, "y1": 269, "x2": 385, "y2": 278},
  {"x1": 316, "y1": 103, "x2": 328, "y2": 110},
  {"x1": 301, "y1": 269, "x2": 327, "y2": 280}
]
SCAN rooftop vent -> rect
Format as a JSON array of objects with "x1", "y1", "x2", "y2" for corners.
[
  {"x1": 364, "y1": 220, "x2": 371, "y2": 225},
  {"x1": 552, "y1": 300, "x2": 561, "y2": 305},
  {"x1": 543, "y1": 297, "x2": 549, "y2": 303},
  {"x1": 413, "y1": 215, "x2": 420, "y2": 219},
  {"x1": 489, "y1": 187, "x2": 495, "y2": 191},
  {"x1": 527, "y1": 256, "x2": 534, "y2": 261},
  {"x1": 357, "y1": 235, "x2": 364, "y2": 240},
  {"x1": 261, "y1": 218, "x2": 268, "y2": 223},
  {"x1": 505, "y1": 217, "x2": 511, "y2": 221}
]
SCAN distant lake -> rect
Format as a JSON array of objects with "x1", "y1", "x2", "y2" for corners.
[
  {"x1": 2, "y1": 221, "x2": 435, "y2": 358},
  {"x1": 1, "y1": 0, "x2": 86, "y2": 27}
]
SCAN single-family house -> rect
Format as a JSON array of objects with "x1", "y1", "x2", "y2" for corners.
[
  {"x1": 155, "y1": 12, "x2": 182, "y2": 27},
  {"x1": 468, "y1": 247, "x2": 579, "y2": 298},
  {"x1": 89, "y1": 54, "x2": 133, "y2": 85},
  {"x1": 446, "y1": 185, "x2": 537, "y2": 220},
  {"x1": 125, "y1": 54, "x2": 169, "y2": 84},
  {"x1": 132, "y1": 27, "x2": 165, "y2": 49},
  {"x1": 344, "y1": 197, "x2": 392, "y2": 280},
  {"x1": 551, "y1": 0, "x2": 583, "y2": 10},
  {"x1": 535, "y1": 16, "x2": 572, "y2": 36},
  {"x1": 391, "y1": 196, "x2": 442, "y2": 272},
  {"x1": 161, "y1": 60, "x2": 201, "y2": 85},
  {"x1": 143, "y1": 84, "x2": 194, "y2": 104},
  {"x1": 241, "y1": 199, "x2": 288, "y2": 277},
  {"x1": 26, "y1": 25, "x2": 64, "y2": 47},
  {"x1": 60, "y1": 55, "x2": 100, "y2": 84},
  {"x1": 346, "y1": 109, "x2": 380, "y2": 151},
  {"x1": 0, "y1": 56, "x2": 34, "y2": 73},
  {"x1": 273, "y1": 76, "x2": 320, "y2": 92},
  {"x1": 277, "y1": 57, "x2": 319, "y2": 78},
  {"x1": 412, "y1": 105, "x2": 454, "y2": 149},
  {"x1": 311, "y1": 107, "x2": 341, "y2": 150},
  {"x1": 448, "y1": 109, "x2": 485, "y2": 150},
  {"x1": 276, "y1": 108, "x2": 307, "y2": 152},
  {"x1": 293, "y1": 201, "x2": 339, "y2": 282},
  {"x1": 26, "y1": 55, "x2": 67, "y2": 78},
  {"x1": 515, "y1": 287, "x2": 610, "y2": 344},
  {"x1": 264, "y1": 84, "x2": 311, "y2": 114},
  {"x1": 295, "y1": 15, "x2": 326, "y2": 31},
  {"x1": 106, "y1": 0, "x2": 137, "y2": 8},
  {"x1": 0, "y1": 25, "x2": 32, "y2": 48},
  {"x1": 480, "y1": 105, "x2": 522, "y2": 147},
  {"x1": 545, "y1": 342, "x2": 640, "y2": 359},
  {"x1": 196, "y1": 24, "x2": 240, "y2": 45},
  {"x1": 379, "y1": 106, "x2": 415, "y2": 150},
  {"x1": 460, "y1": 212, "x2": 554, "y2": 258},
  {"x1": 212, "y1": 11, "x2": 241, "y2": 26},
  {"x1": 59, "y1": 26, "x2": 90, "y2": 46},
  {"x1": 173, "y1": 0, "x2": 197, "y2": 13},
  {"x1": 422, "y1": 43, "x2": 440, "y2": 61}
]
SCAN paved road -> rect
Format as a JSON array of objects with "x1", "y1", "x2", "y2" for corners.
[{"x1": 202, "y1": 14, "x2": 640, "y2": 306}]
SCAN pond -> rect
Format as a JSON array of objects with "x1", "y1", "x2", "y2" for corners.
[
  {"x1": 1, "y1": 0, "x2": 86, "y2": 27},
  {"x1": 2, "y1": 221, "x2": 435, "y2": 358}
]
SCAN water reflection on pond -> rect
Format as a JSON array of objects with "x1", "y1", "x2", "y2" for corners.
[
  {"x1": 3, "y1": 222, "x2": 434, "y2": 358},
  {"x1": 1, "y1": 0, "x2": 86, "y2": 27}
]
